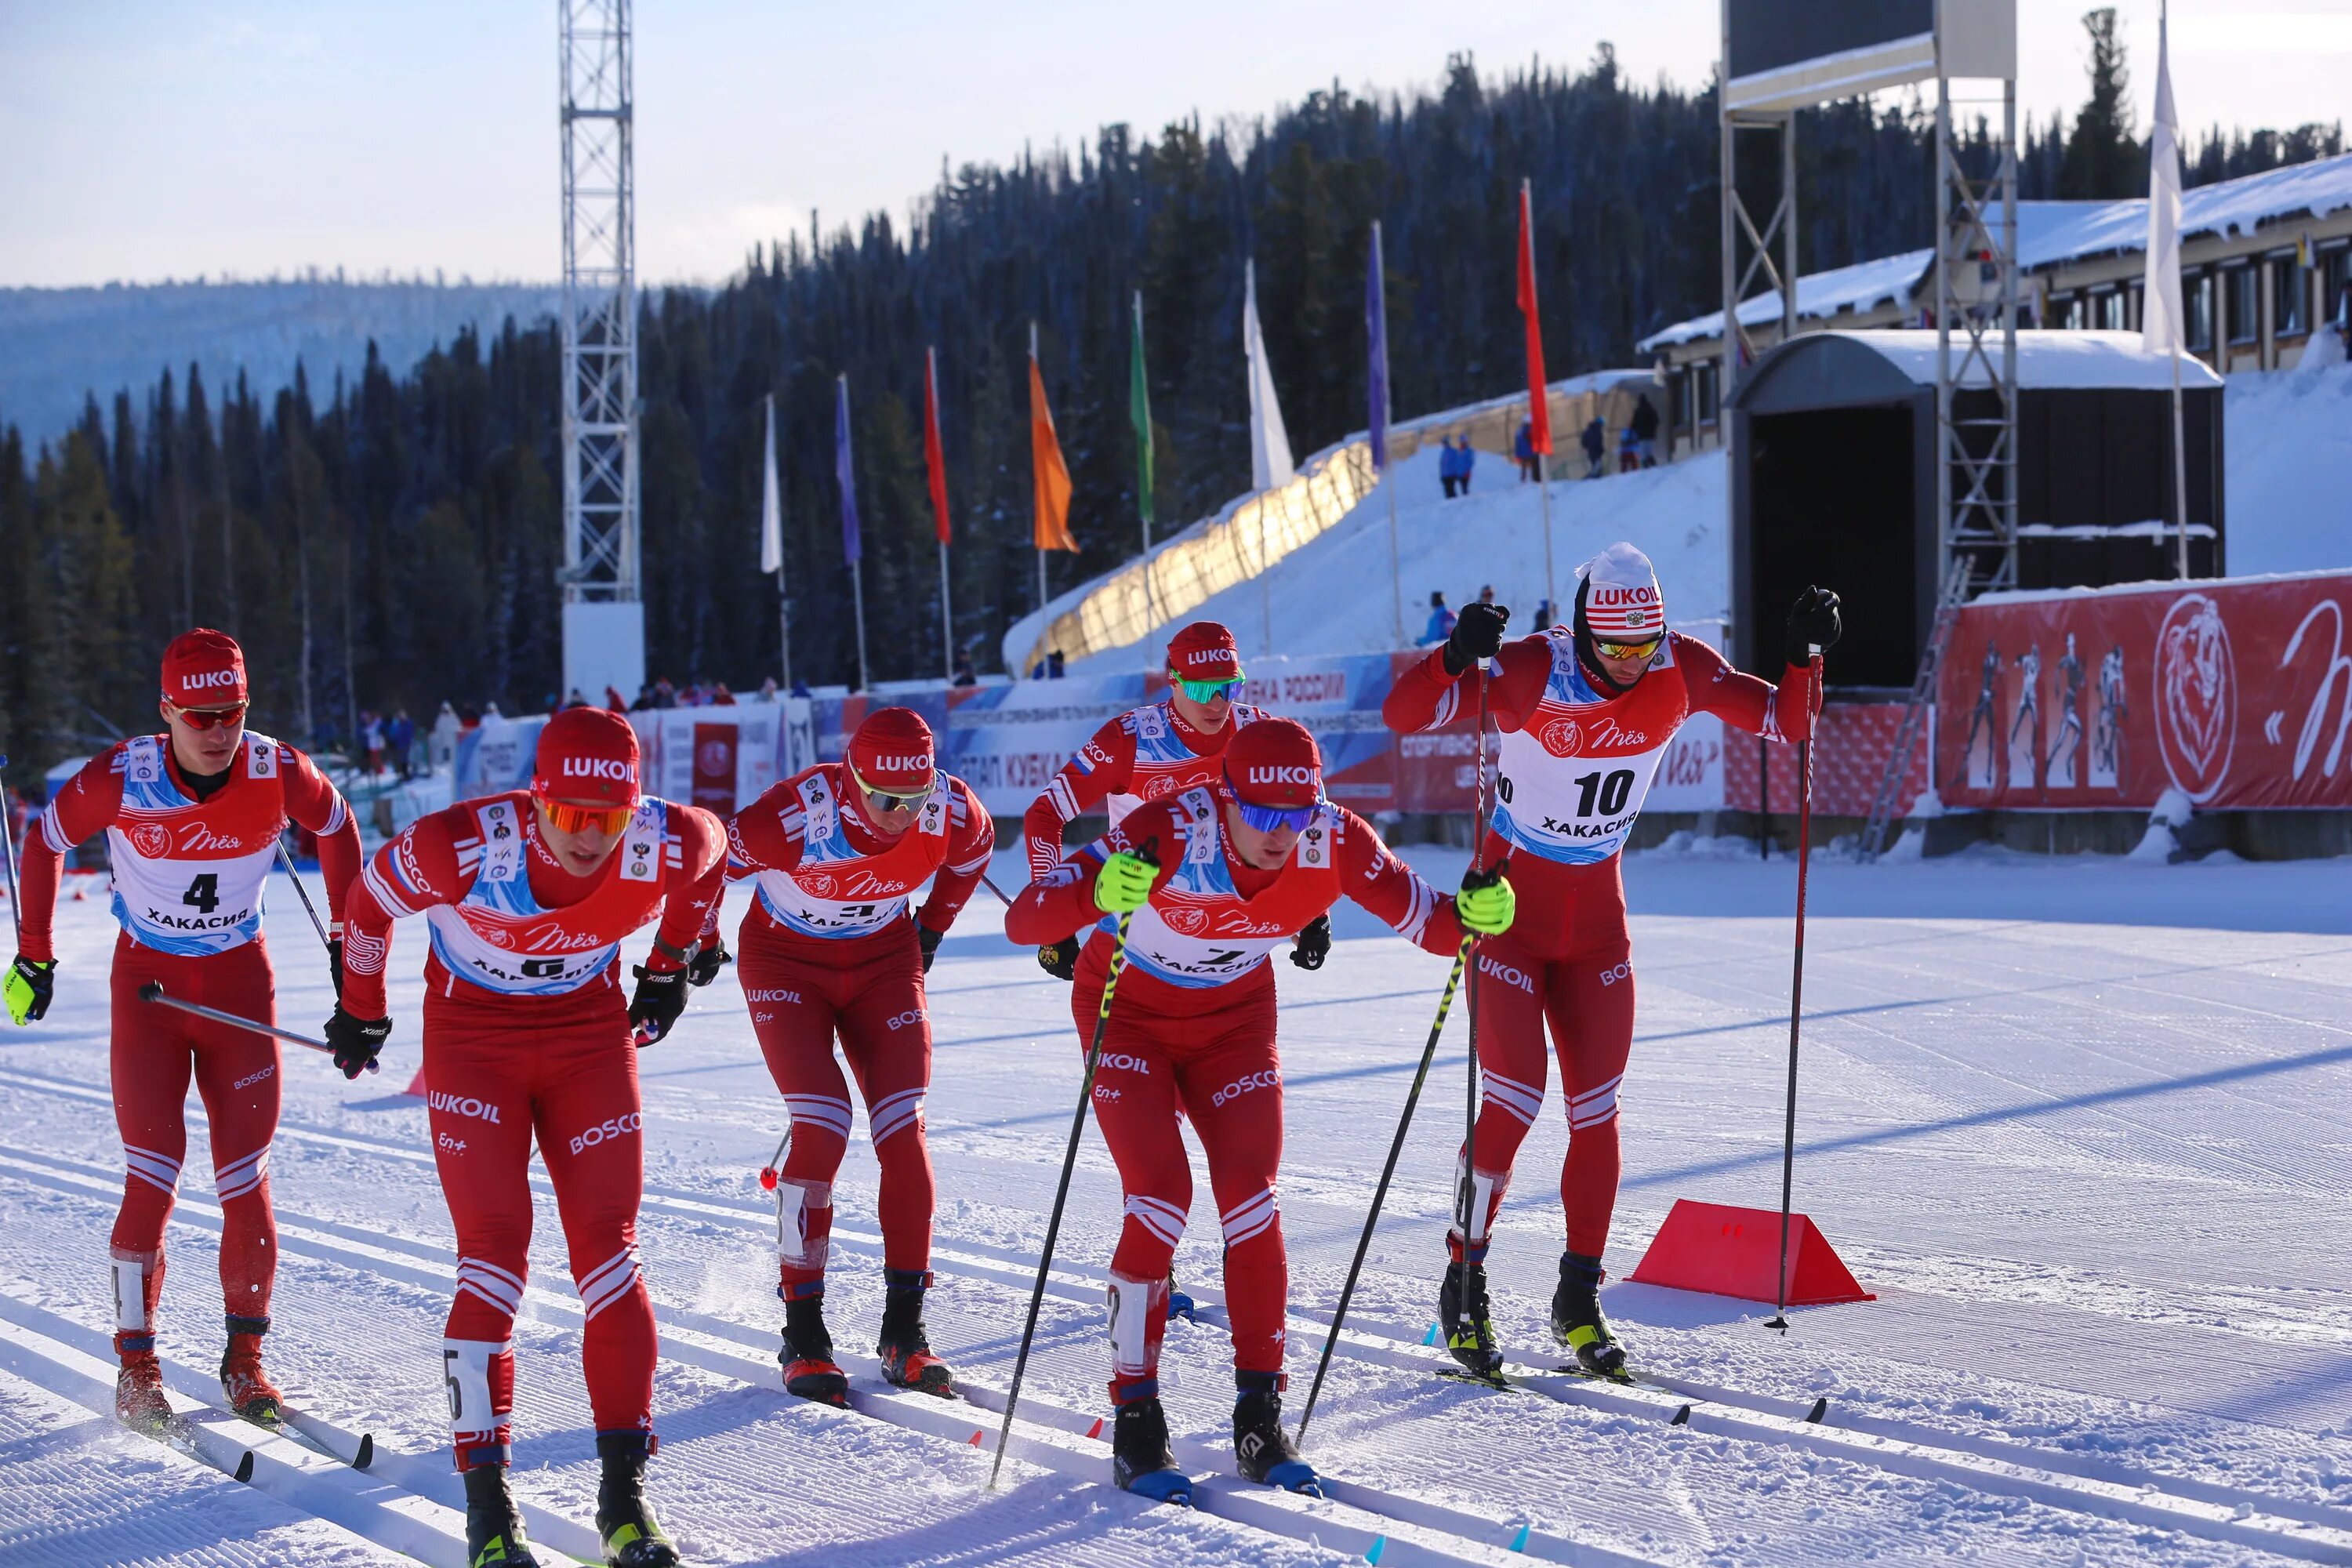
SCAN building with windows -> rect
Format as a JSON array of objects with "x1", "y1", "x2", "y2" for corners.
[{"x1": 1642, "y1": 152, "x2": 2352, "y2": 459}]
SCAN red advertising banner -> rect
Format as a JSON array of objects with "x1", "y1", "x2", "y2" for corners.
[
  {"x1": 1937, "y1": 571, "x2": 2352, "y2": 811},
  {"x1": 689, "y1": 722, "x2": 739, "y2": 815}
]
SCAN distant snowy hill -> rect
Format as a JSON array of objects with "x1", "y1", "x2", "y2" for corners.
[{"x1": 0, "y1": 278, "x2": 564, "y2": 441}]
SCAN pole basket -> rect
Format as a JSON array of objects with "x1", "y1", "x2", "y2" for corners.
[{"x1": 1628, "y1": 1199, "x2": 1873, "y2": 1308}]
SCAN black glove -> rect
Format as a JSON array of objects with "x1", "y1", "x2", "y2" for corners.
[
  {"x1": 322, "y1": 1004, "x2": 391, "y2": 1080},
  {"x1": 1289, "y1": 914, "x2": 1331, "y2": 971},
  {"x1": 918, "y1": 923, "x2": 944, "y2": 974},
  {"x1": 1038, "y1": 935, "x2": 1080, "y2": 982},
  {"x1": 628, "y1": 964, "x2": 689, "y2": 1047},
  {"x1": 1442, "y1": 602, "x2": 1511, "y2": 677},
  {"x1": 1784, "y1": 586, "x2": 1842, "y2": 667},
  {"x1": 5, "y1": 955, "x2": 56, "y2": 1025},
  {"x1": 685, "y1": 937, "x2": 732, "y2": 988},
  {"x1": 326, "y1": 936, "x2": 344, "y2": 1000}
]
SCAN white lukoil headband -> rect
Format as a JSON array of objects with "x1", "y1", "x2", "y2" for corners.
[{"x1": 1577, "y1": 542, "x2": 1664, "y2": 640}]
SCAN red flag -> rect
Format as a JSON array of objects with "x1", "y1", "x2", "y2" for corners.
[
  {"x1": 923, "y1": 347, "x2": 951, "y2": 545},
  {"x1": 1515, "y1": 180, "x2": 1552, "y2": 456}
]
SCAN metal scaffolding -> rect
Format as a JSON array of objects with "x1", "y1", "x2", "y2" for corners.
[
  {"x1": 1933, "y1": 74, "x2": 2022, "y2": 595},
  {"x1": 559, "y1": 0, "x2": 643, "y2": 698}
]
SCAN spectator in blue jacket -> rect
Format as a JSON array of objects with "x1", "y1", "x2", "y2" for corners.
[
  {"x1": 1421, "y1": 590, "x2": 1457, "y2": 646},
  {"x1": 1514, "y1": 419, "x2": 1538, "y2": 482}
]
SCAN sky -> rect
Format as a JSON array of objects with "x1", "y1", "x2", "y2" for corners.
[{"x1": 2, "y1": 2, "x2": 2348, "y2": 289}]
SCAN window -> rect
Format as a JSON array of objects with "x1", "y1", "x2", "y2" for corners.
[
  {"x1": 2187, "y1": 272, "x2": 2216, "y2": 350},
  {"x1": 2092, "y1": 289, "x2": 2124, "y2": 330},
  {"x1": 2273, "y1": 254, "x2": 2309, "y2": 336},
  {"x1": 1697, "y1": 361, "x2": 1719, "y2": 425},
  {"x1": 2321, "y1": 245, "x2": 2349, "y2": 331},
  {"x1": 2052, "y1": 293, "x2": 2085, "y2": 330},
  {"x1": 2224, "y1": 265, "x2": 2259, "y2": 345},
  {"x1": 1677, "y1": 366, "x2": 1696, "y2": 428}
]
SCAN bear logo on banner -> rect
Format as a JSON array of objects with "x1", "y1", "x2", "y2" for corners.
[{"x1": 2154, "y1": 593, "x2": 2235, "y2": 802}]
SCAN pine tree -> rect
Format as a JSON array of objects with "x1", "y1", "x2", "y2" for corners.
[{"x1": 2059, "y1": 9, "x2": 2142, "y2": 199}]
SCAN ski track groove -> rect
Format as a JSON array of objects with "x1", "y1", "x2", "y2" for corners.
[
  {"x1": 3, "y1": 1115, "x2": 2350, "y2": 1563},
  {"x1": 0, "y1": 1135, "x2": 1629, "y2": 1568}
]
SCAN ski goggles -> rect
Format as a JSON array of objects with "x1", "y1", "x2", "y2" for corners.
[
  {"x1": 167, "y1": 702, "x2": 247, "y2": 731},
  {"x1": 1232, "y1": 797, "x2": 1319, "y2": 834},
  {"x1": 1590, "y1": 633, "x2": 1664, "y2": 662},
  {"x1": 1176, "y1": 675, "x2": 1243, "y2": 705},
  {"x1": 532, "y1": 789, "x2": 633, "y2": 835},
  {"x1": 852, "y1": 767, "x2": 935, "y2": 814}
]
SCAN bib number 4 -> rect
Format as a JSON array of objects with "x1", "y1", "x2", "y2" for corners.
[{"x1": 183, "y1": 873, "x2": 221, "y2": 915}]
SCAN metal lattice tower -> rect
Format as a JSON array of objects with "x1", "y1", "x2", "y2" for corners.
[
  {"x1": 559, "y1": 0, "x2": 643, "y2": 698},
  {"x1": 1933, "y1": 70, "x2": 2021, "y2": 595}
]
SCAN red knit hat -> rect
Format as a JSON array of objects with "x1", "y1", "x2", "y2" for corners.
[
  {"x1": 1221, "y1": 717, "x2": 1322, "y2": 809},
  {"x1": 532, "y1": 706, "x2": 641, "y2": 808},
  {"x1": 847, "y1": 707, "x2": 935, "y2": 794},
  {"x1": 1166, "y1": 621, "x2": 1243, "y2": 683},
  {"x1": 161, "y1": 629, "x2": 247, "y2": 708}
]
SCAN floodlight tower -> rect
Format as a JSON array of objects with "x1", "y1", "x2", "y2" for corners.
[{"x1": 558, "y1": 0, "x2": 644, "y2": 704}]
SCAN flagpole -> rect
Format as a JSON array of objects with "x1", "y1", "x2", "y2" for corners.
[
  {"x1": 1134, "y1": 289, "x2": 1157, "y2": 631},
  {"x1": 939, "y1": 537, "x2": 955, "y2": 682},
  {"x1": 2172, "y1": 346, "x2": 2189, "y2": 579},
  {"x1": 764, "y1": 393, "x2": 794, "y2": 694},
  {"x1": 1370, "y1": 220, "x2": 1404, "y2": 648},
  {"x1": 850, "y1": 557, "x2": 871, "y2": 692}
]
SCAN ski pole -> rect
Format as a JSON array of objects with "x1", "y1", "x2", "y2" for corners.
[
  {"x1": 1764, "y1": 732, "x2": 1815, "y2": 1334},
  {"x1": 274, "y1": 840, "x2": 334, "y2": 955},
  {"x1": 137, "y1": 981, "x2": 378, "y2": 1074},
  {"x1": 0, "y1": 755, "x2": 22, "y2": 948},
  {"x1": 978, "y1": 872, "x2": 1016, "y2": 908},
  {"x1": 988, "y1": 842, "x2": 1155, "y2": 1491},
  {"x1": 1295, "y1": 890, "x2": 1494, "y2": 1447},
  {"x1": 1456, "y1": 660, "x2": 1492, "y2": 1356}
]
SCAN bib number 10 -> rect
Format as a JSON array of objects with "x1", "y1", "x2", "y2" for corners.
[{"x1": 1572, "y1": 769, "x2": 1635, "y2": 818}]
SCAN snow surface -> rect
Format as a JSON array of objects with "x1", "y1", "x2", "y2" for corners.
[
  {"x1": 1830, "y1": 329, "x2": 2227, "y2": 390},
  {"x1": 2223, "y1": 357, "x2": 2352, "y2": 578},
  {"x1": 4, "y1": 850, "x2": 2350, "y2": 1564}
]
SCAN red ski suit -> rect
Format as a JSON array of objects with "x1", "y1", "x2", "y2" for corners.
[
  {"x1": 341, "y1": 793, "x2": 725, "y2": 1468},
  {"x1": 1005, "y1": 786, "x2": 1468, "y2": 1401},
  {"x1": 1382, "y1": 630, "x2": 1818, "y2": 1260},
  {"x1": 17, "y1": 731, "x2": 360, "y2": 1336},
  {"x1": 713, "y1": 764, "x2": 993, "y2": 1297},
  {"x1": 1021, "y1": 696, "x2": 1270, "y2": 878}
]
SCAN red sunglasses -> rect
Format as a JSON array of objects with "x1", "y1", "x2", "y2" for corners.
[{"x1": 170, "y1": 702, "x2": 247, "y2": 731}]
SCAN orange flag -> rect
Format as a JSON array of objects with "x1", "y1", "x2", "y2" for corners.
[{"x1": 1029, "y1": 336, "x2": 1078, "y2": 553}]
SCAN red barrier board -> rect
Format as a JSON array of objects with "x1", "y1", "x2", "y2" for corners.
[
  {"x1": 1937, "y1": 572, "x2": 2352, "y2": 811},
  {"x1": 1724, "y1": 701, "x2": 1922, "y2": 818},
  {"x1": 689, "y1": 721, "x2": 739, "y2": 815}
]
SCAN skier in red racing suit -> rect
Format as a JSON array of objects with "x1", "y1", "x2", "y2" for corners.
[
  {"x1": 6, "y1": 629, "x2": 361, "y2": 1435},
  {"x1": 701, "y1": 706, "x2": 993, "y2": 1404},
  {"x1": 1004, "y1": 717, "x2": 1516, "y2": 1501},
  {"x1": 335, "y1": 706, "x2": 724, "y2": 1568},
  {"x1": 1381, "y1": 541, "x2": 1838, "y2": 1379}
]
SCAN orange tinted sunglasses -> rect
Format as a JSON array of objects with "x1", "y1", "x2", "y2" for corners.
[
  {"x1": 171, "y1": 702, "x2": 248, "y2": 731},
  {"x1": 535, "y1": 793, "x2": 632, "y2": 834},
  {"x1": 1592, "y1": 635, "x2": 1663, "y2": 661}
]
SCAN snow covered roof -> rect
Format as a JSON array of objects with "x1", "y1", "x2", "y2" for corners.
[
  {"x1": 1828, "y1": 330, "x2": 2226, "y2": 390},
  {"x1": 1637, "y1": 249, "x2": 1932, "y2": 351},
  {"x1": 1639, "y1": 153, "x2": 2352, "y2": 353}
]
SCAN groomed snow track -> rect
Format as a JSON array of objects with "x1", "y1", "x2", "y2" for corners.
[{"x1": 4, "y1": 1060, "x2": 2351, "y2": 1566}]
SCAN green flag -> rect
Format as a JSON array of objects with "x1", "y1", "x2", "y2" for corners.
[{"x1": 1130, "y1": 290, "x2": 1154, "y2": 533}]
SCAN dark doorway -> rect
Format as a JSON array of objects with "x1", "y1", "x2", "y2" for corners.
[{"x1": 1747, "y1": 405, "x2": 1916, "y2": 686}]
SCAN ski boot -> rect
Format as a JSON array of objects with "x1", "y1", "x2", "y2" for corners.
[
  {"x1": 1109, "y1": 1392, "x2": 1192, "y2": 1504},
  {"x1": 1232, "y1": 1374, "x2": 1323, "y2": 1496},
  {"x1": 1551, "y1": 1251, "x2": 1630, "y2": 1380},
  {"x1": 875, "y1": 1269, "x2": 953, "y2": 1398},
  {"x1": 1439, "y1": 1258, "x2": 1504, "y2": 1379},
  {"x1": 113, "y1": 1331, "x2": 172, "y2": 1435},
  {"x1": 220, "y1": 1312, "x2": 285, "y2": 1426},
  {"x1": 596, "y1": 1432, "x2": 681, "y2": 1567},
  {"x1": 1165, "y1": 1267, "x2": 1196, "y2": 1322},
  {"x1": 779, "y1": 1291, "x2": 848, "y2": 1406},
  {"x1": 463, "y1": 1464, "x2": 541, "y2": 1567}
]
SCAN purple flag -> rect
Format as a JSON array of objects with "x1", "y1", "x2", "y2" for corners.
[
  {"x1": 834, "y1": 375, "x2": 861, "y2": 564},
  {"x1": 1365, "y1": 221, "x2": 1391, "y2": 472}
]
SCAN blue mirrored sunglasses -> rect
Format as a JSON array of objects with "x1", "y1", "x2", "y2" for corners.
[
  {"x1": 1178, "y1": 675, "x2": 1243, "y2": 704},
  {"x1": 1234, "y1": 798, "x2": 1316, "y2": 834}
]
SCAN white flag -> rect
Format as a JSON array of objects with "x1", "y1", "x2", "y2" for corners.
[
  {"x1": 1243, "y1": 259, "x2": 1295, "y2": 492},
  {"x1": 760, "y1": 394, "x2": 784, "y2": 575},
  {"x1": 2141, "y1": 7, "x2": 2185, "y2": 357}
]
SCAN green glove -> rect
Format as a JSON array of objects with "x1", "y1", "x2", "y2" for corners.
[
  {"x1": 1094, "y1": 849, "x2": 1160, "y2": 915},
  {"x1": 1457, "y1": 867, "x2": 1515, "y2": 936},
  {"x1": 6, "y1": 956, "x2": 56, "y2": 1026}
]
